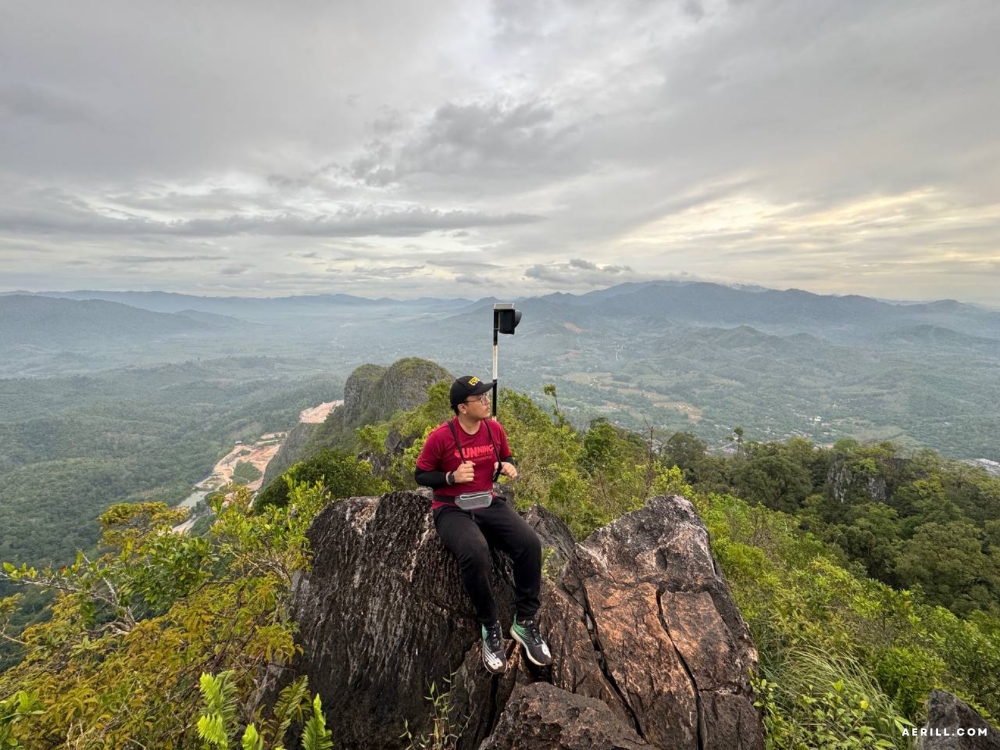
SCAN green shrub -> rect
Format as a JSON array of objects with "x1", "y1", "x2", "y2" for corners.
[
  {"x1": 256, "y1": 449, "x2": 390, "y2": 510},
  {"x1": 755, "y1": 648, "x2": 915, "y2": 749}
]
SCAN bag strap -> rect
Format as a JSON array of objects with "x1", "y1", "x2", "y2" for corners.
[
  {"x1": 483, "y1": 420, "x2": 501, "y2": 463},
  {"x1": 483, "y1": 420, "x2": 504, "y2": 481},
  {"x1": 446, "y1": 419, "x2": 501, "y2": 464},
  {"x1": 446, "y1": 419, "x2": 466, "y2": 463}
]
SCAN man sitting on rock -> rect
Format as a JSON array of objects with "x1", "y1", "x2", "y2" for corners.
[{"x1": 415, "y1": 375, "x2": 553, "y2": 674}]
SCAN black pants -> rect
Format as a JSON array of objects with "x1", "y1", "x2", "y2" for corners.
[{"x1": 433, "y1": 497, "x2": 542, "y2": 627}]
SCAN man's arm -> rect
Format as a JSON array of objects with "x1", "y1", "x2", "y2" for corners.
[
  {"x1": 414, "y1": 467, "x2": 454, "y2": 488},
  {"x1": 414, "y1": 425, "x2": 461, "y2": 489},
  {"x1": 495, "y1": 422, "x2": 518, "y2": 478}
]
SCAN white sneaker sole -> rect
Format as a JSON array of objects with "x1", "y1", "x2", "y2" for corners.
[
  {"x1": 482, "y1": 645, "x2": 506, "y2": 674},
  {"x1": 509, "y1": 627, "x2": 552, "y2": 667}
]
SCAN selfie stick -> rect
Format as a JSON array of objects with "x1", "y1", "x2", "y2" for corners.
[
  {"x1": 492, "y1": 323, "x2": 499, "y2": 414},
  {"x1": 492, "y1": 303, "x2": 521, "y2": 415}
]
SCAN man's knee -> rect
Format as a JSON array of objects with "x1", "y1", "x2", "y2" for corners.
[
  {"x1": 456, "y1": 535, "x2": 491, "y2": 569},
  {"x1": 515, "y1": 529, "x2": 542, "y2": 563}
]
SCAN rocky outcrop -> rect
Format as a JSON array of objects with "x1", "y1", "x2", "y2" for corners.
[
  {"x1": 829, "y1": 457, "x2": 889, "y2": 505},
  {"x1": 305, "y1": 358, "x2": 451, "y2": 454},
  {"x1": 340, "y1": 363, "x2": 389, "y2": 424},
  {"x1": 280, "y1": 492, "x2": 764, "y2": 750},
  {"x1": 479, "y1": 682, "x2": 648, "y2": 749},
  {"x1": 917, "y1": 690, "x2": 1000, "y2": 749},
  {"x1": 561, "y1": 494, "x2": 762, "y2": 750}
]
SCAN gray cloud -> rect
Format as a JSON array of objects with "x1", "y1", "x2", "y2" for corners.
[
  {"x1": 454, "y1": 274, "x2": 490, "y2": 286},
  {"x1": 348, "y1": 264, "x2": 426, "y2": 280},
  {"x1": 0, "y1": 202, "x2": 542, "y2": 238},
  {"x1": 525, "y1": 259, "x2": 640, "y2": 287},
  {"x1": 0, "y1": 85, "x2": 95, "y2": 125},
  {"x1": 105, "y1": 254, "x2": 226, "y2": 264},
  {"x1": 348, "y1": 98, "x2": 589, "y2": 194},
  {"x1": 1, "y1": 0, "x2": 998, "y2": 303}
]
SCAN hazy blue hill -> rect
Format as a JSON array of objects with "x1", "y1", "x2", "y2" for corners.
[
  {"x1": 16, "y1": 283, "x2": 1000, "y2": 344},
  {"x1": 20, "y1": 283, "x2": 999, "y2": 357},
  {"x1": 596, "y1": 283, "x2": 893, "y2": 328},
  {"x1": 873, "y1": 324, "x2": 1000, "y2": 355},
  {"x1": 0, "y1": 295, "x2": 214, "y2": 348},
  {"x1": 17, "y1": 290, "x2": 251, "y2": 316},
  {"x1": 173, "y1": 309, "x2": 248, "y2": 328},
  {"x1": 518, "y1": 282, "x2": 1000, "y2": 342},
  {"x1": 23, "y1": 290, "x2": 475, "y2": 324},
  {"x1": 547, "y1": 280, "x2": 690, "y2": 306},
  {"x1": 409, "y1": 296, "x2": 474, "y2": 305}
]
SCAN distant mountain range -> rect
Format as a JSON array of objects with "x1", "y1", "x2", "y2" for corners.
[
  {"x1": 0, "y1": 289, "x2": 474, "y2": 322},
  {"x1": 2, "y1": 281, "x2": 998, "y2": 460},
  {"x1": 3, "y1": 281, "x2": 998, "y2": 379},
  {"x1": 6, "y1": 281, "x2": 999, "y2": 343},
  {"x1": 0, "y1": 295, "x2": 215, "y2": 347},
  {"x1": 523, "y1": 282, "x2": 1000, "y2": 342}
]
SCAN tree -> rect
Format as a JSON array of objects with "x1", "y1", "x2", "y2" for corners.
[
  {"x1": 663, "y1": 432, "x2": 707, "y2": 472},
  {"x1": 733, "y1": 455, "x2": 813, "y2": 513},
  {"x1": 542, "y1": 384, "x2": 560, "y2": 415},
  {"x1": 895, "y1": 520, "x2": 1000, "y2": 616},
  {"x1": 836, "y1": 503, "x2": 902, "y2": 585},
  {"x1": 731, "y1": 426, "x2": 745, "y2": 457}
]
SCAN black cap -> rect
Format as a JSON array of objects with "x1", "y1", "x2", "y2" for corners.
[{"x1": 450, "y1": 375, "x2": 494, "y2": 409}]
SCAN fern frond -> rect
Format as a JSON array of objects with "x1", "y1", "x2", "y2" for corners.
[
  {"x1": 271, "y1": 675, "x2": 310, "y2": 742},
  {"x1": 197, "y1": 671, "x2": 241, "y2": 748},
  {"x1": 241, "y1": 723, "x2": 264, "y2": 750},
  {"x1": 301, "y1": 695, "x2": 333, "y2": 750},
  {"x1": 197, "y1": 714, "x2": 228, "y2": 746}
]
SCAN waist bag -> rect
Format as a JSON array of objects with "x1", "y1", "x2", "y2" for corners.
[
  {"x1": 454, "y1": 491, "x2": 494, "y2": 510},
  {"x1": 446, "y1": 420, "x2": 501, "y2": 510}
]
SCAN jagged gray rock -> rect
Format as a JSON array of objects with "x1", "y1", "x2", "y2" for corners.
[
  {"x1": 917, "y1": 690, "x2": 1000, "y2": 749},
  {"x1": 259, "y1": 359, "x2": 451, "y2": 495},
  {"x1": 828, "y1": 455, "x2": 890, "y2": 504},
  {"x1": 282, "y1": 492, "x2": 764, "y2": 750},
  {"x1": 477, "y1": 682, "x2": 649, "y2": 750},
  {"x1": 285, "y1": 490, "x2": 507, "y2": 750},
  {"x1": 549, "y1": 494, "x2": 763, "y2": 750}
]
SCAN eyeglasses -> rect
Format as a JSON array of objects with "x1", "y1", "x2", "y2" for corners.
[{"x1": 464, "y1": 394, "x2": 491, "y2": 405}]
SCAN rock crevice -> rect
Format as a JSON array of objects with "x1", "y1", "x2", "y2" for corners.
[{"x1": 577, "y1": 577, "x2": 647, "y2": 741}]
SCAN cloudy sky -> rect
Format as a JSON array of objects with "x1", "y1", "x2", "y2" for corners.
[{"x1": 2, "y1": 0, "x2": 999, "y2": 303}]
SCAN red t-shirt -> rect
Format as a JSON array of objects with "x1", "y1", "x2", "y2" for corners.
[{"x1": 416, "y1": 418, "x2": 512, "y2": 510}]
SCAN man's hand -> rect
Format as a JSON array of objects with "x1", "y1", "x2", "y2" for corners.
[
  {"x1": 453, "y1": 461, "x2": 475, "y2": 484},
  {"x1": 495, "y1": 461, "x2": 518, "y2": 480}
]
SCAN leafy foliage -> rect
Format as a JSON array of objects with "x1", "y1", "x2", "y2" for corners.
[
  {"x1": 0, "y1": 477, "x2": 333, "y2": 746},
  {"x1": 255, "y1": 449, "x2": 390, "y2": 510},
  {"x1": 196, "y1": 671, "x2": 332, "y2": 750},
  {"x1": 754, "y1": 649, "x2": 914, "y2": 749}
]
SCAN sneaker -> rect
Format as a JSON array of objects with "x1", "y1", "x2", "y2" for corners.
[
  {"x1": 481, "y1": 621, "x2": 507, "y2": 675},
  {"x1": 510, "y1": 616, "x2": 552, "y2": 666}
]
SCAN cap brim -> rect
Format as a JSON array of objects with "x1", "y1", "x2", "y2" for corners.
[{"x1": 470, "y1": 380, "x2": 494, "y2": 396}]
